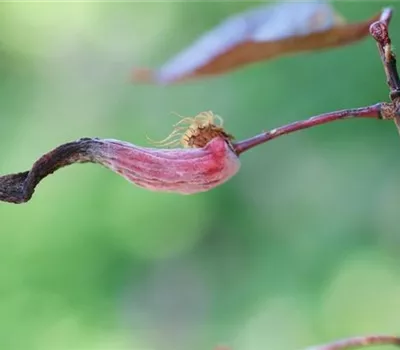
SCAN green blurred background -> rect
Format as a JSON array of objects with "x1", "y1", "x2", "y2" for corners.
[{"x1": 0, "y1": 1, "x2": 400, "y2": 350}]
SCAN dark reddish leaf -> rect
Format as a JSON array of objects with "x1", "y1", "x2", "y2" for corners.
[{"x1": 132, "y1": 2, "x2": 380, "y2": 84}]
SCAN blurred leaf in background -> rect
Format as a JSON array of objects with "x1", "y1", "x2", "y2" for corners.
[
  {"x1": 132, "y1": 1, "x2": 380, "y2": 84},
  {"x1": 0, "y1": 2, "x2": 400, "y2": 350}
]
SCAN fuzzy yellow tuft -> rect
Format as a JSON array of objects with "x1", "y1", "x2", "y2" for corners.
[{"x1": 147, "y1": 111, "x2": 234, "y2": 148}]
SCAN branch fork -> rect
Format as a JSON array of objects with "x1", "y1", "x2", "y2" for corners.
[{"x1": 234, "y1": 7, "x2": 400, "y2": 155}]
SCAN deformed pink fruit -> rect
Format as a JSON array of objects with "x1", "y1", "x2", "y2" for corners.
[
  {"x1": 99, "y1": 136, "x2": 240, "y2": 194},
  {"x1": 0, "y1": 112, "x2": 240, "y2": 204}
]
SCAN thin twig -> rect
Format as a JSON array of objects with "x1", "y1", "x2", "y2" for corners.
[
  {"x1": 233, "y1": 103, "x2": 382, "y2": 155},
  {"x1": 369, "y1": 8, "x2": 400, "y2": 99},
  {"x1": 234, "y1": 7, "x2": 400, "y2": 155},
  {"x1": 305, "y1": 335, "x2": 400, "y2": 350},
  {"x1": 234, "y1": 7, "x2": 400, "y2": 349}
]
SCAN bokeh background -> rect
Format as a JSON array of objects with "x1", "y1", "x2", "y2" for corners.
[{"x1": 0, "y1": 1, "x2": 400, "y2": 350}]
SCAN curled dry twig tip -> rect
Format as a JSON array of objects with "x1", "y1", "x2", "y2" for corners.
[{"x1": 0, "y1": 114, "x2": 241, "y2": 204}]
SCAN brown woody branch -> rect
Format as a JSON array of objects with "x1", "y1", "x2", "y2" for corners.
[
  {"x1": 233, "y1": 103, "x2": 382, "y2": 155},
  {"x1": 235, "y1": 12, "x2": 400, "y2": 346},
  {"x1": 234, "y1": 7, "x2": 400, "y2": 155},
  {"x1": 0, "y1": 6, "x2": 396, "y2": 350},
  {"x1": 305, "y1": 335, "x2": 400, "y2": 350},
  {"x1": 0, "y1": 138, "x2": 99, "y2": 203},
  {"x1": 369, "y1": 8, "x2": 400, "y2": 99},
  {"x1": 1, "y1": 7, "x2": 399, "y2": 203}
]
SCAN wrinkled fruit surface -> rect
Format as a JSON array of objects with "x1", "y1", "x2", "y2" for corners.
[{"x1": 99, "y1": 137, "x2": 240, "y2": 194}]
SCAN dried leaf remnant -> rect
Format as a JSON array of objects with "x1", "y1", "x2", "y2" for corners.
[{"x1": 132, "y1": 1, "x2": 381, "y2": 84}]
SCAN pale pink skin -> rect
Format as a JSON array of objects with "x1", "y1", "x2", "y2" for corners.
[{"x1": 97, "y1": 137, "x2": 241, "y2": 194}]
